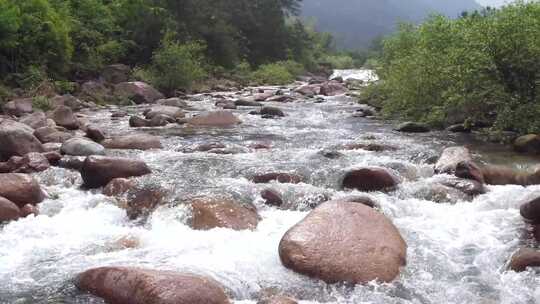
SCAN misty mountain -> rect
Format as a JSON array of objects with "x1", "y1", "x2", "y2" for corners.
[{"x1": 301, "y1": 0, "x2": 483, "y2": 49}]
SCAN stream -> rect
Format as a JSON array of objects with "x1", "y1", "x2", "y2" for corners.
[{"x1": 1, "y1": 72, "x2": 540, "y2": 304}]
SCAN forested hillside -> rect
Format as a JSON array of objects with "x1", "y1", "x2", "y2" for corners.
[
  {"x1": 0, "y1": 0, "x2": 340, "y2": 98},
  {"x1": 301, "y1": 0, "x2": 482, "y2": 48}
]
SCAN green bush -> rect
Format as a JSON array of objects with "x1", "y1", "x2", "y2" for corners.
[
  {"x1": 32, "y1": 95, "x2": 53, "y2": 111},
  {"x1": 321, "y1": 54, "x2": 355, "y2": 69},
  {"x1": 143, "y1": 39, "x2": 207, "y2": 94},
  {"x1": 376, "y1": 2, "x2": 540, "y2": 133},
  {"x1": 251, "y1": 63, "x2": 295, "y2": 85}
]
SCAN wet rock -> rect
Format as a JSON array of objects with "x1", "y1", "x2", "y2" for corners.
[
  {"x1": 34, "y1": 126, "x2": 73, "y2": 143},
  {"x1": 261, "y1": 106, "x2": 285, "y2": 117},
  {"x1": 102, "y1": 64, "x2": 131, "y2": 84},
  {"x1": 261, "y1": 188, "x2": 283, "y2": 207},
  {"x1": 129, "y1": 116, "x2": 151, "y2": 127},
  {"x1": 254, "y1": 91, "x2": 275, "y2": 101},
  {"x1": 279, "y1": 201, "x2": 407, "y2": 284},
  {"x1": 395, "y1": 122, "x2": 430, "y2": 133},
  {"x1": 329, "y1": 195, "x2": 380, "y2": 209},
  {"x1": 49, "y1": 106, "x2": 79, "y2": 130},
  {"x1": 266, "y1": 95, "x2": 292, "y2": 102},
  {"x1": 42, "y1": 142, "x2": 62, "y2": 152},
  {"x1": 183, "y1": 142, "x2": 226, "y2": 153},
  {"x1": 520, "y1": 195, "x2": 540, "y2": 224},
  {"x1": 0, "y1": 173, "x2": 45, "y2": 207},
  {"x1": 252, "y1": 173, "x2": 303, "y2": 184},
  {"x1": 157, "y1": 97, "x2": 189, "y2": 108},
  {"x1": 0, "y1": 120, "x2": 44, "y2": 159},
  {"x1": 20, "y1": 203, "x2": 39, "y2": 217},
  {"x1": 235, "y1": 98, "x2": 262, "y2": 107},
  {"x1": 187, "y1": 111, "x2": 242, "y2": 127},
  {"x1": 102, "y1": 134, "x2": 162, "y2": 150},
  {"x1": 58, "y1": 156, "x2": 86, "y2": 171},
  {"x1": 81, "y1": 156, "x2": 152, "y2": 188},
  {"x1": 2, "y1": 98, "x2": 33, "y2": 117},
  {"x1": 86, "y1": 125, "x2": 105, "y2": 143},
  {"x1": 509, "y1": 248, "x2": 540, "y2": 272},
  {"x1": 43, "y1": 151, "x2": 62, "y2": 166},
  {"x1": 446, "y1": 124, "x2": 470, "y2": 133},
  {"x1": 0, "y1": 197, "x2": 20, "y2": 222},
  {"x1": 114, "y1": 81, "x2": 164, "y2": 104},
  {"x1": 111, "y1": 111, "x2": 128, "y2": 118},
  {"x1": 437, "y1": 176, "x2": 486, "y2": 197},
  {"x1": 191, "y1": 198, "x2": 260, "y2": 231},
  {"x1": 75, "y1": 267, "x2": 231, "y2": 304},
  {"x1": 320, "y1": 81, "x2": 347, "y2": 96},
  {"x1": 126, "y1": 187, "x2": 166, "y2": 220},
  {"x1": 342, "y1": 167, "x2": 399, "y2": 192},
  {"x1": 294, "y1": 84, "x2": 320, "y2": 97},
  {"x1": 341, "y1": 143, "x2": 397, "y2": 152},
  {"x1": 144, "y1": 105, "x2": 185, "y2": 119},
  {"x1": 19, "y1": 111, "x2": 48, "y2": 129},
  {"x1": 257, "y1": 295, "x2": 298, "y2": 304},
  {"x1": 435, "y1": 146, "x2": 472, "y2": 174},
  {"x1": 103, "y1": 178, "x2": 135, "y2": 197},
  {"x1": 514, "y1": 134, "x2": 540, "y2": 154},
  {"x1": 61, "y1": 137, "x2": 105, "y2": 156},
  {"x1": 319, "y1": 149, "x2": 344, "y2": 159},
  {"x1": 150, "y1": 114, "x2": 175, "y2": 126},
  {"x1": 216, "y1": 100, "x2": 237, "y2": 109},
  {"x1": 8, "y1": 152, "x2": 50, "y2": 173},
  {"x1": 455, "y1": 161, "x2": 488, "y2": 184}
]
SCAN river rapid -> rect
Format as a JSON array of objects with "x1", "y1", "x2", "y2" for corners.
[{"x1": 1, "y1": 73, "x2": 540, "y2": 304}]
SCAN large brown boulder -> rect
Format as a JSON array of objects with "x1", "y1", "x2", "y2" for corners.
[
  {"x1": 279, "y1": 201, "x2": 406, "y2": 284},
  {"x1": 0, "y1": 120, "x2": 44, "y2": 159},
  {"x1": 75, "y1": 267, "x2": 230, "y2": 304},
  {"x1": 0, "y1": 173, "x2": 45, "y2": 207},
  {"x1": 514, "y1": 134, "x2": 540, "y2": 154},
  {"x1": 509, "y1": 248, "x2": 540, "y2": 272},
  {"x1": 6, "y1": 152, "x2": 50, "y2": 173},
  {"x1": 294, "y1": 84, "x2": 320, "y2": 97},
  {"x1": 0, "y1": 197, "x2": 21, "y2": 222},
  {"x1": 34, "y1": 126, "x2": 73, "y2": 143},
  {"x1": 114, "y1": 81, "x2": 164, "y2": 104},
  {"x1": 520, "y1": 195, "x2": 540, "y2": 224},
  {"x1": 2, "y1": 98, "x2": 33, "y2": 117},
  {"x1": 191, "y1": 198, "x2": 260, "y2": 231},
  {"x1": 102, "y1": 134, "x2": 162, "y2": 150},
  {"x1": 187, "y1": 111, "x2": 242, "y2": 127},
  {"x1": 342, "y1": 167, "x2": 399, "y2": 192},
  {"x1": 435, "y1": 146, "x2": 472, "y2": 174},
  {"x1": 49, "y1": 106, "x2": 79, "y2": 130},
  {"x1": 320, "y1": 81, "x2": 347, "y2": 96},
  {"x1": 61, "y1": 137, "x2": 105, "y2": 156},
  {"x1": 81, "y1": 156, "x2": 152, "y2": 188},
  {"x1": 126, "y1": 187, "x2": 166, "y2": 220}
]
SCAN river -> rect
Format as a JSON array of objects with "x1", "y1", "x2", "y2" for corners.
[{"x1": 1, "y1": 72, "x2": 539, "y2": 303}]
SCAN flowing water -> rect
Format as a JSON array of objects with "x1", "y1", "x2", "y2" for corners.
[{"x1": 1, "y1": 79, "x2": 540, "y2": 303}]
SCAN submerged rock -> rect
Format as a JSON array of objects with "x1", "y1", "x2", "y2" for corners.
[
  {"x1": 342, "y1": 167, "x2": 399, "y2": 192},
  {"x1": 103, "y1": 178, "x2": 135, "y2": 197},
  {"x1": 261, "y1": 188, "x2": 284, "y2": 207},
  {"x1": 75, "y1": 267, "x2": 231, "y2": 304},
  {"x1": 126, "y1": 187, "x2": 166, "y2": 220},
  {"x1": 279, "y1": 201, "x2": 407, "y2": 284},
  {"x1": 102, "y1": 134, "x2": 162, "y2": 150},
  {"x1": 190, "y1": 198, "x2": 260, "y2": 231},
  {"x1": 0, "y1": 173, "x2": 45, "y2": 207},
  {"x1": 81, "y1": 156, "x2": 152, "y2": 188},
  {"x1": 252, "y1": 173, "x2": 303, "y2": 184},
  {"x1": 257, "y1": 295, "x2": 298, "y2": 304},
  {"x1": 260, "y1": 106, "x2": 285, "y2": 117},
  {"x1": 509, "y1": 248, "x2": 540, "y2": 272}
]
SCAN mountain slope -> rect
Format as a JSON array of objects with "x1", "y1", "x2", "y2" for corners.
[{"x1": 301, "y1": 0, "x2": 482, "y2": 49}]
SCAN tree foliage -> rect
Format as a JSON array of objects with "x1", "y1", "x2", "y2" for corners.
[{"x1": 374, "y1": 1, "x2": 540, "y2": 133}]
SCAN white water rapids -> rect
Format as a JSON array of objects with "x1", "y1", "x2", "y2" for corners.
[{"x1": 1, "y1": 80, "x2": 540, "y2": 303}]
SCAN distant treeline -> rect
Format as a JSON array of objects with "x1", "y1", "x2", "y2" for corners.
[
  {"x1": 367, "y1": 1, "x2": 540, "y2": 135},
  {"x1": 0, "y1": 0, "x2": 358, "y2": 96}
]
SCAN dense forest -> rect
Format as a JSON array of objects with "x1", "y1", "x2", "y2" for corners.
[
  {"x1": 366, "y1": 1, "x2": 540, "y2": 135},
  {"x1": 0, "y1": 0, "x2": 351, "y2": 99},
  {"x1": 301, "y1": 0, "x2": 482, "y2": 48}
]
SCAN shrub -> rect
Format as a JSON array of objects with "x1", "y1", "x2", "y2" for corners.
[
  {"x1": 251, "y1": 63, "x2": 294, "y2": 85},
  {"x1": 32, "y1": 95, "x2": 53, "y2": 111},
  {"x1": 143, "y1": 39, "x2": 207, "y2": 94},
  {"x1": 321, "y1": 54, "x2": 355, "y2": 69}
]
